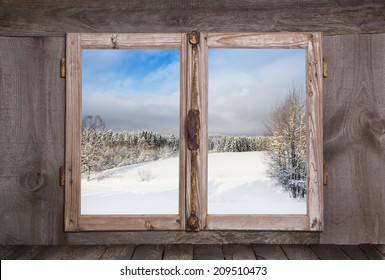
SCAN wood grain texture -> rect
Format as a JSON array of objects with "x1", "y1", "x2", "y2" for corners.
[
  {"x1": 0, "y1": 37, "x2": 65, "y2": 244},
  {"x1": 339, "y1": 245, "x2": 369, "y2": 260},
  {"x1": 32, "y1": 245, "x2": 107, "y2": 260},
  {"x1": 66, "y1": 231, "x2": 318, "y2": 245},
  {"x1": 321, "y1": 34, "x2": 385, "y2": 244},
  {"x1": 0, "y1": 246, "x2": 16, "y2": 259},
  {"x1": 131, "y1": 245, "x2": 164, "y2": 260},
  {"x1": 281, "y1": 244, "x2": 319, "y2": 260},
  {"x1": 1, "y1": 1, "x2": 385, "y2": 36},
  {"x1": 163, "y1": 244, "x2": 193, "y2": 260},
  {"x1": 251, "y1": 244, "x2": 287, "y2": 260},
  {"x1": 5, "y1": 245, "x2": 45, "y2": 260},
  {"x1": 359, "y1": 244, "x2": 385, "y2": 260},
  {"x1": 309, "y1": 244, "x2": 349, "y2": 260},
  {"x1": 223, "y1": 244, "x2": 256, "y2": 260},
  {"x1": 194, "y1": 244, "x2": 224, "y2": 260},
  {"x1": 99, "y1": 245, "x2": 135, "y2": 260},
  {"x1": 374, "y1": 244, "x2": 385, "y2": 256}
]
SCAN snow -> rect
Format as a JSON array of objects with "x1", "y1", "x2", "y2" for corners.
[{"x1": 81, "y1": 151, "x2": 306, "y2": 215}]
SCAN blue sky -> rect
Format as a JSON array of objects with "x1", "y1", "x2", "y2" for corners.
[
  {"x1": 82, "y1": 48, "x2": 305, "y2": 136},
  {"x1": 82, "y1": 49, "x2": 180, "y2": 134}
]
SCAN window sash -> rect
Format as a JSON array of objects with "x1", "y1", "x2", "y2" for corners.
[
  {"x1": 65, "y1": 32, "x2": 323, "y2": 232},
  {"x1": 65, "y1": 33, "x2": 188, "y2": 231}
]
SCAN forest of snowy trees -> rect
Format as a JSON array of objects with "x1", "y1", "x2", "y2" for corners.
[
  {"x1": 81, "y1": 85, "x2": 307, "y2": 200},
  {"x1": 81, "y1": 115, "x2": 270, "y2": 181},
  {"x1": 264, "y1": 87, "x2": 307, "y2": 198}
]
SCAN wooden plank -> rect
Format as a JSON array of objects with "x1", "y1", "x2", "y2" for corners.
[
  {"x1": 0, "y1": 246, "x2": 16, "y2": 259},
  {"x1": 99, "y1": 245, "x2": 135, "y2": 260},
  {"x1": 359, "y1": 244, "x2": 385, "y2": 260},
  {"x1": 251, "y1": 245, "x2": 287, "y2": 260},
  {"x1": 6, "y1": 246, "x2": 45, "y2": 260},
  {"x1": 64, "y1": 33, "x2": 81, "y2": 232},
  {"x1": 32, "y1": 245, "x2": 107, "y2": 260},
  {"x1": 1, "y1": 1, "x2": 385, "y2": 36},
  {"x1": 223, "y1": 244, "x2": 256, "y2": 260},
  {"x1": 206, "y1": 215, "x2": 309, "y2": 231},
  {"x1": 163, "y1": 244, "x2": 193, "y2": 260},
  {"x1": 0, "y1": 37, "x2": 65, "y2": 245},
  {"x1": 78, "y1": 215, "x2": 181, "y2": 231},
  {"x1": 339, "y1": 245, "x2": 369, "y2": 260},
  {"x1": 310, "y1": 244, "x2": 349, "y2": 260},
  {"x1": 194, "y1": 244, "x2": 224, "y2": 260},
  {"x1": 81, "y1": 33, "x2": 182, "y2": 49},
  {"x1": 374, "y1": 244, "x2": 385, "y2": 256},
  {"x1": 321, "y1": 34, "x2": 385, "y2": 244},
  {"x1": 66, "y1": 231, "x2": 318, "y2": 245},
  {"x1": 131, "y1": 245, "x2": 164, "y2": 260},
  {"x1": 281, "y1": 245, "x2": 319, "y2": 260},
  {"x1": 207, "y1": 33, "x2": 309, "y2": 48}
]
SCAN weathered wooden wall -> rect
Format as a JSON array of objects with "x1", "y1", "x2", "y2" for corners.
[
  {"x1": 0, "y1": 0, "x2": 385, "y2": 36},
  {"x1": 0, "y1": 37, "x2": 65, "y2": 244},
  {"x1": 321, "y1": 34, "x2": 385, "y2": 244},
  {"x1": 0, "y1": 0, "x2": 385, "y2": 245}
]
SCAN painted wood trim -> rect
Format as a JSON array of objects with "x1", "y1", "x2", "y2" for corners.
[
  {"x1": 65, "y1": 33, "x2": 186, "y2": 232},
  {"x1": 206, "y1": 215, "x2": 309, "y2": 231},
  {"x1": 78, "y1": 215, "x2": 181, "y2": 231}
]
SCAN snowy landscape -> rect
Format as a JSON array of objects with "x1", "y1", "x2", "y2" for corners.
[{"x1": 81, "y1": 151, "x2": 306, "y2": 215}]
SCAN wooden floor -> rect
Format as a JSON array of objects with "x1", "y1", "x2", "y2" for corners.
[{"x1": 1, "y1": 244, "x2": 385, "y2": 260}]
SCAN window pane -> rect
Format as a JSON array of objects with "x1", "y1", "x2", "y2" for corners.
[
  {"x1": 81, "y1": 49, "x2": 180, "y2": 214},
  {"x1": 208, "y1": 48, "x2": 307, "y2": 214}
]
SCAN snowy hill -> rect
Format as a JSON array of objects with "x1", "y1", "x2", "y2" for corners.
[{"x1": 81, "y1": 151, "x2": 306, "y2": 215}]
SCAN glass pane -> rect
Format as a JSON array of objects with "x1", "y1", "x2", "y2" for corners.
[
  {"x1": 208, "y1": 48, "x2": 307, "y2": 214},
  {"x1": 81, "y1": 49, "x2": 180, "y2": 214}
]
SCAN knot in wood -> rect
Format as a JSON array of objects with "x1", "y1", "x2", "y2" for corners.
[
  {"x1": 23, "y1": 171, "x2": 44, "y2": 191},
  {"x1": 370, "y1": 119, "x2": 385, "y2": 135}
]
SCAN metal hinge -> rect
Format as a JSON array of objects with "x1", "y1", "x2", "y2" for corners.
[
  {"x1": 60, "y1": 58, "x2": 66, "y2": 78},
  {"x1": 322, "y1": 57, "x2": 328, "y2": 78},
  {"x1": 59, "y1": 165, "x2": 65, "y2": 186},
  {"x1": 323, "y1": 164, "x2": 328, "y2": 186}
]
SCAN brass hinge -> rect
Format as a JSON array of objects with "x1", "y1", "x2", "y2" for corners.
[
  {"x1": 323, "y1": 164, "x2": 328, "y2": 186},
  {"x1": 60, "y1": 58, "x2": 66, "y2": 78},
  {"x1": 59, "y1": 165, "x2": 65, "y2": 186},
  {"x1": 322, "y1": 57, "x2": 328, "y2": 78}
]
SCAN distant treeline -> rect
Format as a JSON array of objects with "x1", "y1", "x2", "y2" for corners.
[{"x1": 81, "y1": 129, "x2": 270, "y2": 179}]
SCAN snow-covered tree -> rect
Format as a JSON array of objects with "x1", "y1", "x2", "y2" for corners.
[{"x1": 265, "y1": 86, "x2": 307, "y2": 198}]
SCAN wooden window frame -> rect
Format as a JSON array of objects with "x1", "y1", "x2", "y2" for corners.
[
  {"x1": 65, "y1": 33, "x2": 188, "y2": 231},
  {"x1": 198, "y1": 33, "x2": 323, "y2": 231},
  {"x1": 65, "y1": 32, "x2": 322, "y2": 232}
]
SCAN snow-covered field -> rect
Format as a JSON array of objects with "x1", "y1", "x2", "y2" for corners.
[{"x1": 81, "y1": 151, "x2": 306, "y2": 215}]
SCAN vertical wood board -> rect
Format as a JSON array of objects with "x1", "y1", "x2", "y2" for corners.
[
  {"x1": 321, "y1": 34, "x2": 385, "y2": 244},
  {"x1": 0, "y1": 37, "x2": 65, "y2": 245}
]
